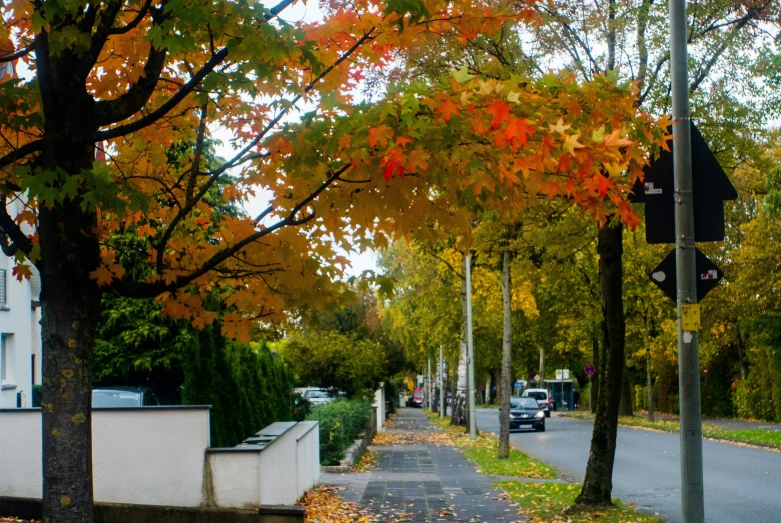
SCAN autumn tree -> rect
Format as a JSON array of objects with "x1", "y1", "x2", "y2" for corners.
[{"x1": 0, "y1": 1, "x2": 668, "y2": 520}]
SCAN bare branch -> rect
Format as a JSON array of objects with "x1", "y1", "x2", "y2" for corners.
[
  {"x1": 0, "y1": 44, "x2": 34, "y2": 63},
  {"x1": 106, "y1": 0, "x2": 155, "y2": 35}
]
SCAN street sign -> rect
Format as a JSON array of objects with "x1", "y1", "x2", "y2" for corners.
[
  {"x1": 563, "y1": 369, "x2": 570, "y2": 379},
  {"x1": 703, "y1": 366, "x2": 708, "y2": 375},
  {"x1": 514, "y1": 380, "x2": 522, "y2": 389},
  {"x1": 649, "y1": 247, "x2": 724, "y2": 302},
  {"x1": 533, "y1": 374, "x2": 540, "y2": 382},
  {"x1": 479, "y1": 385, "x2": 485, "y2": 391},
  {"x1": 681, "y1": 304, "x2": 701, "y2": 331},
  {"x1": 555, "y1": 369, "x2": 563, "y2": 380},
  {"x1": 630, "y1": 122, "x2": 737, "y2": 244},
  {"x1": 584, "y1": 364, "x2": 596, "y2": 376}
]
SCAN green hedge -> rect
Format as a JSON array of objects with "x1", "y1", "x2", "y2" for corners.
[
  {"x1": 306, "y1": 399, "x2": 373, "y2": 465},
  {"x1": 182, "y1": 325, "x2": 293, "y2": 447}
]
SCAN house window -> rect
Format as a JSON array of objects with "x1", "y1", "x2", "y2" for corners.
[
  {"x1": 0, "y1": 268, "x2": 6, "y2": 306},
  {"x1": 0, "y1": 333, "x2": 14, "y2": 388}
]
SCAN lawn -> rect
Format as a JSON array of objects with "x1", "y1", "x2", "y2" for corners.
[
  {"x1": 425, "y1": 410, "x2": 557, "y2": 479},
  {"x1": 497, "y1": 481, "x2": 666, "y2": 523},
  {"x1": 560, "y1": 412, "x2": 781, "y2": 449},
  {"x1": 463, "y1": 447, "x2": 557, "y2": 479}
]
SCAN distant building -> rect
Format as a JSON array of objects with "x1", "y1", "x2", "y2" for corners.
[
  {"x1": 0, "y1": 40, "x2": 40, "y2": 408},
  {"x1": 0, "y1": 198, "x2": 42, "y2": 408}
]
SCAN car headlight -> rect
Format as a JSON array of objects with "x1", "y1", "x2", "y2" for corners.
[{"x1": 535, "y1": 410, "x2": 545, "y2": 419}]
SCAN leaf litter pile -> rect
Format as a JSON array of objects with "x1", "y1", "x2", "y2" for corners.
[
  {"x1": 372, "y1": 430, "x2": 453, "y2": 447},
  {"x1": 304, "y1": 486, "x2": 378, "y2": 523}
]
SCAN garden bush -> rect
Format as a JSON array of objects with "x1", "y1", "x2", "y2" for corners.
[{"x1": 306, "y1": 399, "x2": 373, "y2": 465}]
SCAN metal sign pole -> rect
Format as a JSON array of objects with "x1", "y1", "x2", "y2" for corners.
[
  {"x1": 465, "y1": 254, "x2": 477, "y2": 440},
  {"x1": 670, "y1": 0, "x2": 705, "y2": 519},
  {"x1": 439, "y1": 346, "x2": 445, "y2": 419},
  {"x1": 428, "y1": 358, "x2": 432, "y2": 410}
]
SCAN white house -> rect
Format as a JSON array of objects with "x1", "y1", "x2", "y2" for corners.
[{"x1": 0, "y1": 197, "x2": 42, "y2": 409}]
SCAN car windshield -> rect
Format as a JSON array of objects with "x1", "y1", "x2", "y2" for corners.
[
  {"x1": 92, "y1": 390, "x2": 142, "y2": 408},
  {"x1": 524, "y1": 391, "x2": 548, "y2": 401},
  {"x1": 511, "y1": 398, "x2": 540, "y2": 409},
  {"x1": 305, "y1": 390, "x2": 332, "y2": 399},
  {"x1": 414, "y1": 391, "x2": 424, "y2": 398}
]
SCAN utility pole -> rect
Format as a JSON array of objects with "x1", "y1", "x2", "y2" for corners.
[
  {"x1": 465, "y1": 254, "x2": 477, "y2": 440},
  {"x1": 439, "y1": 346, "x2": 445, "y2": 419},
  {"x1": 428, "y1": 358, "x2": 432, "y2": 410},
  {"x1": 670, "y1": 0, "x2": 704, "y2": 519}
]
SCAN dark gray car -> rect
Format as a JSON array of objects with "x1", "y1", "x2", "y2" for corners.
[
  {"x1": 92, "y1": 386, "x2": 160, "y2": 408},
  {"x1": 509, "y1": 397, "x2": 546, "y2": 432}
]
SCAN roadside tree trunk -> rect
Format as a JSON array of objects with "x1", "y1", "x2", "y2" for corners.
[
  {"x1": 539, "y1": 345, "x2": 545, "y2": 388},
  {"x1": 498, "y1": 249, "x2": 513, "y2": 459},
  {"x1": 590, "y1": 336, "x2": 599, "y2": 414},
  {"x1": 647, "y1": 349, "x2": 654, "y2": 422},
  {"x1": 451, "y1": 271, "x2": 468, "y2": 426},
  {"x1": 619, "y1": 365, "x2": 634, "y2": 416},
  {"x1": 574, "y1": 222, "x2": 625, "y2": 507},
  {"x1": 36, "y1": 60, "x2": 104, "y2": 521}
]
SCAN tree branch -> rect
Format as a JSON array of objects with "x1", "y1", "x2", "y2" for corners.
[
  {"x1": 0, "y1": 198, "x2": 33, "y2": 257},
  {"x1": 106, "y1": 0, "x2": 155, "y2": 35},
  {"x1": 0, "y1": 139, "x2": 45, "y2": 170},
  {"x1": 94, "y1": 45, "x2": 168, "y2": 126},
  {"x1": 115, "y1": 165, "x2": 349, "y2": 298},
  {"x1": 0, "y1": 44, "x2": 34, "y2": 63}
]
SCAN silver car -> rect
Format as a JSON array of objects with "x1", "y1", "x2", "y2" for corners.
[{"x1": 303, "y1": 388, "x2": 335, "y2": 406}]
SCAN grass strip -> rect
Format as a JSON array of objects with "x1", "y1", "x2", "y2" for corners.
[
  {"x1": 425, "y1": 410, "x2": 557, "y2": 479},
  {"x1": 497, "y1": 480, "x2": 666, "y2": 523},
  {"x1": 560, "y1": 412, "x2": 781, "y2": 448}
]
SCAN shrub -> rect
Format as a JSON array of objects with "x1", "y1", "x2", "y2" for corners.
[
  {"x1": 182, "y1": 327, "x2": 293, "y2": 447},
  {"x1": 306, "y1": 399, "x2": 373, "y2": 465}
]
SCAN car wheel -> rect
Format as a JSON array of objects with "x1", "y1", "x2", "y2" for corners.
[
  {"x1": 545, "y1": 410, "x2": 551, "y2": 418},
  {"x1": 537, "y1": 423, "x2": 545, "y2": 432}
]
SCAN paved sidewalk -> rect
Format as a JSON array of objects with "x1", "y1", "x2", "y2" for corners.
[{"x1": 321, "y1": 409, "x2": 524, "y2": 522}]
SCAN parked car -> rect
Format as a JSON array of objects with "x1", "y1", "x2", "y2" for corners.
[
  {"x1": 521, "y1": 388, "x2": 554, "y2": 417},
  {"x1": 303, "y1": 388, "x2": 336, "y2": 406},
  {"x1": 509, "y1": 397, "x2": 546, "y2": 432},
  {"x1": 411, "y1": 388, "x2": 425, "y2": 408},
  {"x1": 92, "y1": 386, "x2": 160, "y2": 408}
]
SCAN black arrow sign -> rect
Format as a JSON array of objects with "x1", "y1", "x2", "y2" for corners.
[
  {"x1": 630, "y1": 122, "x2": 737, "y2": 244},
  {"x1": 649, "y1": 247, "x2": 724, "y2": 302}
]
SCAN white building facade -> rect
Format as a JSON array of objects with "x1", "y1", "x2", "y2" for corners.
[{"x1": 0, "y1": 197, "x2": 42, "y2": 409}]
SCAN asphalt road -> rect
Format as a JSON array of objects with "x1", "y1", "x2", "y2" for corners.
[{"x1": 475, "y1": 408, "x2": 781, "y2": 523}]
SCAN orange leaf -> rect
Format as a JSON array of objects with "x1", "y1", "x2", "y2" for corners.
[
  {"x1": 367, "y1": 125, "x2": 393, "y2": 148},
  {"x1": 486, "y1": 100, "x2": 511, "y2": 129},
  {"x1": 435, "y1": 99, "x2": 460, "y2": 123},
  {"x1": 504, "y1": 118, "x2": 534, "y2": 148}
]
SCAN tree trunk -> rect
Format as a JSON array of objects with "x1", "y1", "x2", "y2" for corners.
[
  {"x1": 574, "y1": 223, "x2": 625, "y2": 507},
  {"x1": 590, "y1": 336, "x2": 599, "y2": 414},
  {"x1": 35, "y1": 47, "x2": 104, "y2": 520},
  {"x1": 619, "y1": 365, "x2": 634, "y2": 416},
  {"x1": 451, "y1": 271, "x2": 468, "y2": 426},
  {"x1": 498, "y1": 249, "x2": 513, "y2": 459},
  {"x1": 539, "y1": 345, "x2": 545, "y2": 388},
  {"x1": 646, "y1": 349, "x2": 654, "y2": 422}
]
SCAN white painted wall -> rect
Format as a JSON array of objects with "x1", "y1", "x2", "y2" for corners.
[
  {"x1": 207, "y1": 450, "x2": 261, "y2": 508},
  {"x1": 0, "y1": 196, "x2": 42, "y2": 410},
  {"x1": 0, "y1": 246, "x2": 41, "y2": 409},
  {"x1": 0, "y1": 409, "x2": 41, "y2": 498},
  {"x1": 295, "y1": 421, "x2": 320, "y2": 496},
  {"x1": 209, "y1": 421, "x2": 307, "y2": 508},
  {"x1": 0, "y1": 409, "x2": 319, "y2": 508},
  {"x1": 92, "y1": 408, "x2": 210, "y2": 506},
  {"x1": 0, "y1": 407, "x2": 209, "y2": 506},
  {"x1": 373, "y1": 384, "x2": 385, "y2": 430}
]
